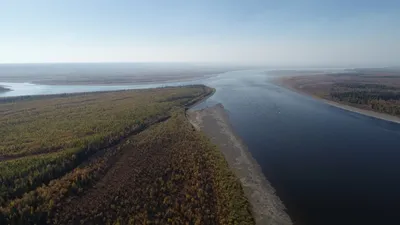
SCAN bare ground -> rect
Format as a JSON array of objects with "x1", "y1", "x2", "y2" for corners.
[{"x1": 187, "y1": 104, "x2": 292, "y2": 225}]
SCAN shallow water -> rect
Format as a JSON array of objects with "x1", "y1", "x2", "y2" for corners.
[
  {"x1": 195, "y1": 70, "x2": 400, "y2": 225},
  {"x1": 0, "y1": 81, "x2": 199, "y2": 97},
  {"x1": 2, "y1": 69, "x2": 400, "y2": 224}
]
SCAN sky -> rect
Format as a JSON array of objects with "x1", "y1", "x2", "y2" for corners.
[{"x1": 1, "y1": 0, "x2": 400, "y2": 67}]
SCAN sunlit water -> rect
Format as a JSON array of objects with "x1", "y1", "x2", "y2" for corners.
[{"x1": 2, "y1": 70, "x2": 400, "y2": 225}]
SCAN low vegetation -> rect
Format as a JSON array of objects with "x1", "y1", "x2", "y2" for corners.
[
  {"x1": 0, "y1": 87, "x2": 209, "y2": 157},
  {"x1": 0, "y1": 85, "x2": 254, "y2": 224}
]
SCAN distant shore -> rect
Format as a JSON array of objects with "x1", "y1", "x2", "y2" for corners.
[
  {"x1": 30, "y1": 73, "x2": 216, "y2": 86},
  {"x1": 274, "y1": 77, "x2": 400, "y2": 124},
  {"x1": 0, "y1": 63, "x2": 233, "y2": 85},
  {"x1": 187, "y1": 103, "x2": 292, "y2": 225},
  {"x1": 0, "y1": 85, "x2": 11, "y2": 93}
]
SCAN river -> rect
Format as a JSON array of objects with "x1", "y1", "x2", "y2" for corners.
[
  {"x1": 0, "y1": 81, "x2": 195, "y2": 97},
  {"x1": 2, "y1": 69, "x2": 400, "y2": 225},
  {"x1": 194, "y1": 70, "x2": 400, "y2": 225}
]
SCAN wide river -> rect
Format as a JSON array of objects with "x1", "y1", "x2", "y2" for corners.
[{"x1": 2, "y1": 70, "x2": 400, "y2": 225}]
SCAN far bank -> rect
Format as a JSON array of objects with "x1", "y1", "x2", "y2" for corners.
[{"x1": 274, "y1": 75, "x2": 400, "y2": 124}]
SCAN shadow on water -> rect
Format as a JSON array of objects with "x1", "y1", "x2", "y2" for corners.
[{"x1": 195, "y1": 70, "x2": 400, "y2": 225}]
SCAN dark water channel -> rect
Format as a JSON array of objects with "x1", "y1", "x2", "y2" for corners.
[{"x1": 194, "y1": 70, "x2": 400, "y2": 225}]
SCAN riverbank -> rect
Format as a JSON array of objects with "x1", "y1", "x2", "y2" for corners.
[
  {"x1": 274, "y1": 76, "x2": 400, "y2": 124},
  {"x1": 187, "y1": 104, "x2": 292, "y2": 225}
]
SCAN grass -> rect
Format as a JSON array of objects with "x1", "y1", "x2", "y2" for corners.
[{"x1": 0, "y1": 85, "x2": 254, "y2": 224}]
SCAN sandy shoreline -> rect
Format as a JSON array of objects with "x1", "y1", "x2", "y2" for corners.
[
  {"x1": 187, "y1": 104, "x2": 292, "y2": 225},
  {"x1": 274, "y1": 77, "x2": 400, "y2": 124}
]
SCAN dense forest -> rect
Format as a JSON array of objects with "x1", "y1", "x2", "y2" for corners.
[
  {"x1": 0, "y1": 86, "x2": 254, "y2": 224},
  {"x1": 329, "y1": 83, "x2": 400, "y2": 116},
  {"x1": 281, "y1": 73, "x2": 400, "y2": 118}
]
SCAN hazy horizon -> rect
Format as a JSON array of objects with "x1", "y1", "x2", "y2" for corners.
[
  {"x1": 0, "y1": 62, "x2": 386, "y2": 71},
  {"x1": 1, "y1": 1, "x2": 400, "y2": 67},
  {"x1": 0, "y1": 62, "x2": 398, "y2": 69}
]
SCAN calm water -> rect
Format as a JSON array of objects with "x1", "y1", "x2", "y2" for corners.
[
  {"x1": 0, "y1": 81, "x2": 195, "y2": 97},
  {"x1": 2, "y1": 69, "x2": 400, "y2": 224},
  {"x1": 195, "y1": 70, "x2": 400, "y2": 225}
]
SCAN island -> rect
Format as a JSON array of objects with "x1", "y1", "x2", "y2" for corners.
[
  {"x1": 275, "y1": 68, "x2": 400, "y2": 124},
  {"x1": 0, "y1": 85, "x2": 11, "y2": 93},
  {"x1": 0, "y1": 85, "x2": 255, "y2": 224}
]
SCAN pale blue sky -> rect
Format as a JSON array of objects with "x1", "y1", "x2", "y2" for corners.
[{"x1": 1, "y1": 0, "x2": 399, "y2": 66}]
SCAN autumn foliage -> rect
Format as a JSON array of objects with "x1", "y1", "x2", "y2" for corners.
[{"x1": 0, "y1": 86, "x2": 253, "y2": 224}]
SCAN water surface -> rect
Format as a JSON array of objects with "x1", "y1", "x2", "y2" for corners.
[
  {"x1": 0, "y1": 81, "x2": 195, "y2": 97},
  {"x1": 195, "y1": 70, "x2": 400, "y2": 225}
]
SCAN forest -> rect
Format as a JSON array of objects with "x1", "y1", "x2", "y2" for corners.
[
  {"x1": 279, "y1": 72, "x2": 400, "y2": 118},
  {"x1": 0, "y1": 85, "x2": 254, "y2": 224},
  {"x1": 330, "y1": 83, "x2": 400, "y2": 116}
]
